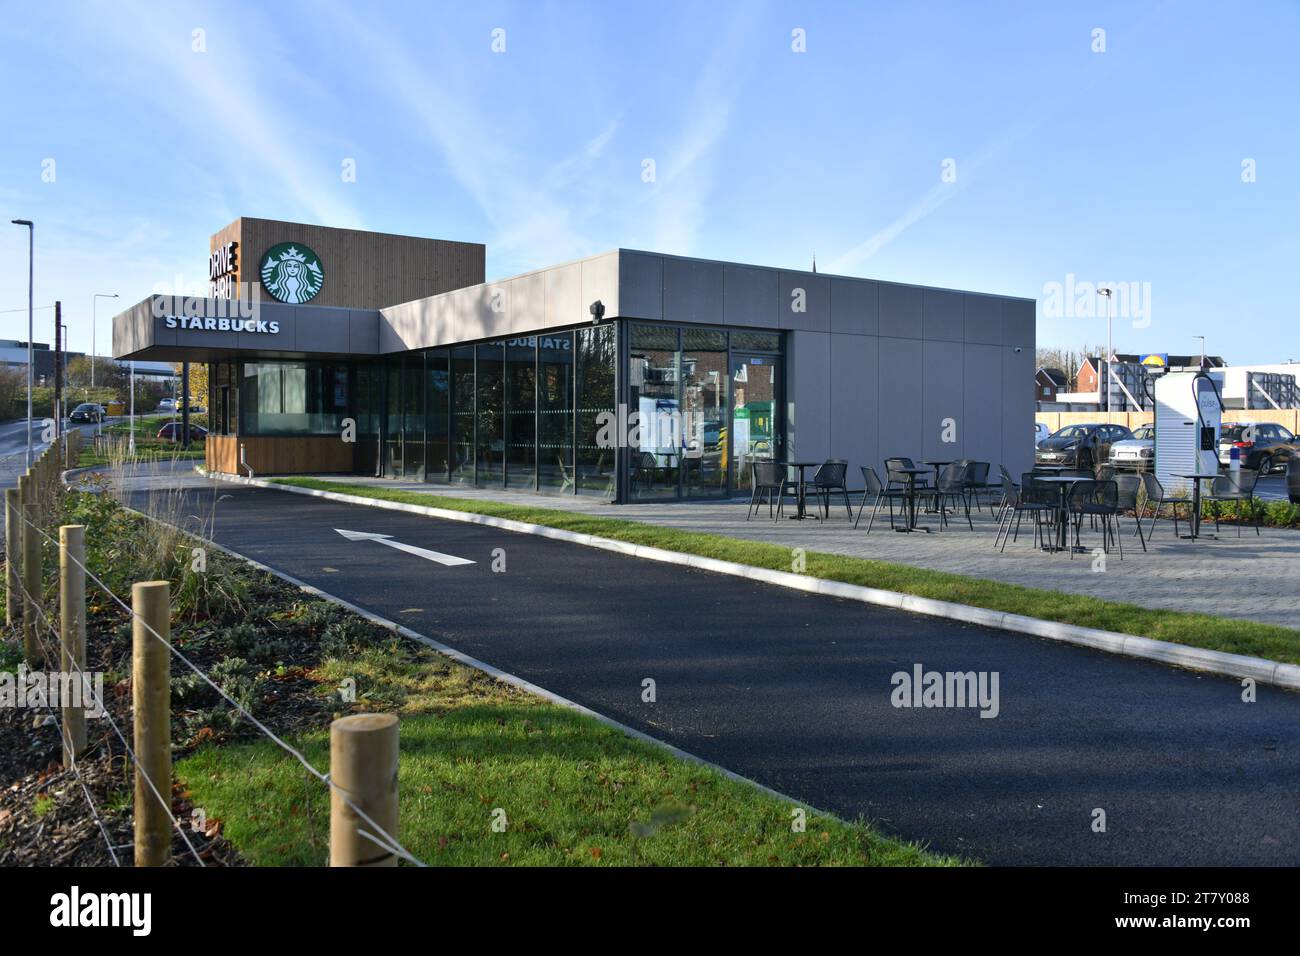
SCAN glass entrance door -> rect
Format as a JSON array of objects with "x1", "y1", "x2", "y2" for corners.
[{"x1": 731, "y1": 353, "x2": 780, "y2": 492}]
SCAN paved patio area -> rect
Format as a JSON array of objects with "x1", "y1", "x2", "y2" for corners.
[{"x1": 310, "y1": 475, "x2": 1300, "y2": 629}]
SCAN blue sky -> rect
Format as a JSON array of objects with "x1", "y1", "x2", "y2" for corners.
[{"x1": 1, "y1": 0, "x2": 1297, "y2": 363}]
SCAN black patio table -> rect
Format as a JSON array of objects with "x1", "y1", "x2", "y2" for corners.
[
  {"x1": 1034, "y1": 474, "x2": 1092, "y2": 553},
  {"x1": 780, "y1": 461, "x2": 823, "y2": 520},
  {"x1": 1175, "y1": 472, "x2": 1221, "y2": 540},
  {"x1": 894, "y1": 466, "x2": 933, "y2": 533}
]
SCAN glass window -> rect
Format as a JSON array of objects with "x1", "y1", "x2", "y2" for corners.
[
  {"x1": 576, "y1": 325, "x2": 617, "y2": 497},
  {"x1": 354, "y1": 363, "x2": 379, "y2": 476},
  {"x1": 240, "y1": 361, "x2": 351, "y2": 436},
  {"x1": 537, "y1": 332, "x2": 574, "y2": 492},
  {"x1": 403, "y1": 355, "x2": 425, "y2": 479},
  {"x1": 476, "y1": 342, "x2": 504, "y2": 486},
  {"x1": 384, "y1": 361, "x2": 402, "y2": 477},
  {"x1": 505, "y1": 338, "x2": 537, "y2": 490},
  {"x1": 729, "y1": 330, "x2": 781, "y2": 352},
  {"x1": 450, "y1": 346, "x2": 475, "y2": 484},
  {"x1": 682, "y1": 330, "x2": 728, "y2": 497},
  {"x1": 426, "y1": 350, "x2": 450, "y2": 481},
  {"x1": 629, "y1": 325, "x2": 680, "y2": 499}
]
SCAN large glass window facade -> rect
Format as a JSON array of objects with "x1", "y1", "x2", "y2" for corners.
[{"x1": 237, "y1": 321, "x2": 783, "y2": 502}]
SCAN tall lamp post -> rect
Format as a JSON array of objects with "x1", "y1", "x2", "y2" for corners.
[
  {"x1": 92, "y1": 293, "x2": 118, "y2": 389},
  {"x1": 11, "y1": 219, "x2": 34, "y2": 468},
  {"x1": 1193, "y1": 335, "x2": 1206, "y2": 368},
  {"x1": 1098, "y1": 286, "x2": 1114, "y2": 420}
]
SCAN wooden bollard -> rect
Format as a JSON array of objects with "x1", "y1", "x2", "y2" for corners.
[
  {"x1": 59, "y1": 526, "x2": 87, "y2": 767},
  {"x1": 20, "y1": 484, "x2": 40, "y2": 667},
  {"x1": 5, "y1": 487, "x2": 18, "y2": 627},
  {"x1": 329, "y1": 713, "x2": 400, "y2": 867},
  {"x1": 132, "y1": 581, "x2": 172, "y2": 867}
]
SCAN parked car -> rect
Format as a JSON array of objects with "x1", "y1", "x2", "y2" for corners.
[
  {"x1": 68, "y1": 402, "x2": 106, "y2": 424},
  {"x1": 1109, "y1": 424, "x2": 1155, "y2": 471},
  {"x1": 1036, "y1": 423, "x2": 1132, "y2": 472},
  {"x1": 1288, "y1": 459, "x2": 1300, "y2": 504},
  {"x1": 157, "y1": 422, "x2": 208, "y2": 442},
  {"x1": 1217, "y1": 422, "x2": 1299, "y2": 475},
  {"x1": 156, "y1": 398, "x2": 177, "y2": 412},
  {"x1": 1034, "y1": 422, "x2": 1051, "y2": 443}
]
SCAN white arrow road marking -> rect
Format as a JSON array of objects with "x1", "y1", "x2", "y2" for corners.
[{"x1": 334, "y1": 529, "x2": 475, "y2": 566}]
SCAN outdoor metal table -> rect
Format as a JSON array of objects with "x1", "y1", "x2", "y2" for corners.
[
  {"x1": 1034, "y1": 475, "x2": 1091, "y2": 552},
  {"x1": 1175, "y1": 472, "x2": 1221, "y2": 540},
  {"x1": 895, "y1": 467, "x2": 933, "y2": 532},
  {"x1": 781, "y1": 461, "x2": 822, "y2": 519}
]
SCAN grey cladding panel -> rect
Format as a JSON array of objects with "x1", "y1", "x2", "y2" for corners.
[
  {"x1": 778, "y1": 272, "x2": 830, "y2": 332},
  {"x1": 663, "y1": 258, "x2": 723, "y2": 325},
  {"x1": 963, "y1": 295, "x2": 1002, "y2": 344},
  {"x1": 878, "y1": 283, "x2": 922, "y2": 339},
  {"x1": 722, "y1": 264, "x2": 778, "y2": 328},
  {"x1": 923, "y1": 289, "x2": 964, "y2": 342},
  {"x1": 922, "y1": 339, "x2": 965, "y2": 460},
  {"x1": 876, "y1": 336, "x2": 924, "y2": 466},
  {"x1": 617, "y1": 251, "x2": 663, "y2": 320},
  {"x1": 830, "y1": 279, "x2": 879, "y2": 336}
]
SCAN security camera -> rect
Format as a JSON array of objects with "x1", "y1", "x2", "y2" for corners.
[
  {"x1": 1014, "y1": 347, "x2": 1023, "y2": 353},
  {"x1": 589, "y1": 300, "x2": 605, "y2": 324}
]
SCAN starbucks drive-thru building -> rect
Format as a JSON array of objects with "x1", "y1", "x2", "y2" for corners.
[{"x1": 112, "y1": 218, "x2": 1035, "y2": 502}]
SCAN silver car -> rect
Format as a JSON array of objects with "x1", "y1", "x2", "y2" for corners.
[{"x1": 1109, "y1": 424, "x2": 1155, "y2": 471}]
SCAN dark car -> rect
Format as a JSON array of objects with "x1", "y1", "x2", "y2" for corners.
[
  {"x1": 1217, "y1": 422, "x2": 1299, "y2": 475},
  {"x1": 157, "y1": 422, "x2": 208, "y2": 442},
  {"x1": 69, "y1": 403, "x2": 105, "y2": 423},
  {"x1": 1035, "y1": 423, "x2": 1132, "y2": 472}
]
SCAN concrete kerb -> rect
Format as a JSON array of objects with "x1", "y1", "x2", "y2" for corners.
[{"x1": 202, "y1": 470, "x2": 1300, "y2": 693}]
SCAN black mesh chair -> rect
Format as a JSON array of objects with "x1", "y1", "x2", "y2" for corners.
[
  {"x1": 961, "y1": 461, "x2": 992, "y2": 513},
  {"x1": 884, "y1": 457, "x2": 928, "y2": 492},
  {"x1": 1067, "y1": 479, "x2": 1122, "y2": 559},
  {"x1": 1113, "y1": 473, "x2": 1147, "y2": 552},
  {"x1": 995, "y1": 465, "x2": 1020, "y2": 520},
  {"x1": 1205, "y1": 469, "x2": 1261, "y2": 537},
  {"x1": 930, "y1": 462, "x2": 973, "y2": 530},
  {"x1": 1139, "y1": 472, "x2": 1171, "y2": 538},
  {"x1": 748, "y1": 460, "x2": 796, "y2": 521},
  {"x1": 997, "y1": 472, "x2": 1056, "y2": 551},
  {"x1": 811, "y1": 459, "x2": 852, "y2": 519},
  {"x1": 855, "y1": 466, "x2": 905, "y2": 533},
  {"x1": 1095, "y1": 463, "x2": 1116, "y2": 482}
]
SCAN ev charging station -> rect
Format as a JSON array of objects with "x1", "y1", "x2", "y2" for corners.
[{"x1": 1154, "y1": 371, "x2": 1223, "y2": 493}]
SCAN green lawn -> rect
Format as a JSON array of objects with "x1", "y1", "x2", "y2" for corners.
[
  {"x1": 178, "y1": 640, "x2": 952, "y2": 867},
  {"x1": 273, "y1": 476, "x2": 1300, "y2": 666}
]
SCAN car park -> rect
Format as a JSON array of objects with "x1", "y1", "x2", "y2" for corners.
[
  {"x1": 68, "y1": 402, "x2": 106, "y2": 423},
  {"x1": 1109, "y1": 424, "x2": 1155, "y2": 471},
  {"x1": 1217, "y1": 422, "x2": 1299, "y2": 474},
  {"x1": 1035, "y1": 422, "x2": 1132, "y2": 472},
  {"x1": 157, "y1": 422, "x2": 208, "y2": 442}
]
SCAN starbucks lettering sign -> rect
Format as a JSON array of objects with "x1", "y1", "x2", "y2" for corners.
[{"x1": 260, "y1": 242, "x2": 324, "y2": 304}]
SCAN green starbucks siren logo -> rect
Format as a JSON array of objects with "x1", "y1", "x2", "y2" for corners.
[{"x1": 260, "y1": 242, "x2": 324, "y2": 304}]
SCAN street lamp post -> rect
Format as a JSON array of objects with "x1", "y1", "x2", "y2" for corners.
[
  {"x1": 11, "y1": 219, "x2": 34, "y2": 468},
  {"x1": 92, "y1": 293, "x2": 119, "y2": 389},
  {"x1": 1098, "y1": 286, "x2": 1114, "y2": 421},
  {"x1": 1193, "y1": 335, "x2": 1206, "y2": 369}
]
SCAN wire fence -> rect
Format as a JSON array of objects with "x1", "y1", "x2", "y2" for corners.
[{"x1": 4, "y1": 436, "x2": 423, "y2": 867}]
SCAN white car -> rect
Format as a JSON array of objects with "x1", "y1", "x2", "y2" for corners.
[
  {"x1": 1034, "y1": 422, "x2": 1051, "y2": 443},
  {"x1": 1109, "y1": 424, "x2": 1155, "y2": 471}
]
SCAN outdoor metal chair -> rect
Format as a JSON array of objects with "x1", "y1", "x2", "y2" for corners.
[
  {"x1": 1205, "y1": 469, "x2": 1262, "y2": 537},
  {"x1": 885, "y1": 457, "x2": 928, "y2": 492},
  {"x1": 855, "y1": 466, "x2": 904, "y2": 533},
  {"x1": 811, "y1": 459, "x2": 852, "y2": 519},
  {"x1": 748, "y1": 460, "x2": 797, "y2": 521},
  {"x1": 1095, "y1": 464, "x2": 1116, "y2": 482},
  {"x1": 1139, "y1": 472, "x2": 1171, "y2": 538},
  {"x1": 996, "y1": 472, "x2": 1055, "y2": 551},
  {"x1": 1113, "y1": 473, "x2": 1147, "y2": 552},
  {"x1": 961, "y1": 460, "x2": 992, "y2": 513},
  {"x1": 995, "y1": 465, "x2": 1020, "y2": 520},
  {"x1": 1067, "y1": 479, "x2": 1122, "y2": 559},
  {"x1": 930, "y1": 462, "x2": 973, "y2": 531}
]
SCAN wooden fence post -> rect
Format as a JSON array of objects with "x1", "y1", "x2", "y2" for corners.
[
  {"x1": 5, "y1": 487, "x2": 19, "y2": 628},
  {"x1": 20, "y1": 476, "x2": 40, "y2": 667},
  {"x1": 329, "y1": 713, "x2": 400, "y2": 867},
  {"x1": 59, "y1": 525, "x2": 87, "y2": 767},
  {"x1": 132, "y1": 580, "x2": 172, "y2": 867}
]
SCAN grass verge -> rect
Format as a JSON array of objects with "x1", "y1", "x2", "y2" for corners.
[{"x1": 273, "y1": 476, "x2": 1300, "y2": 666}]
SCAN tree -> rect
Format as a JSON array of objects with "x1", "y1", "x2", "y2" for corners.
[{"x1": 174, "y1": 361, "x2": 209, "y2": 407}]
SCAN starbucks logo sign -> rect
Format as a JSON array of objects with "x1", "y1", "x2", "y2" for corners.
[{"x1": 260, "y1": 242, "x2": 324, "y2": 304}]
